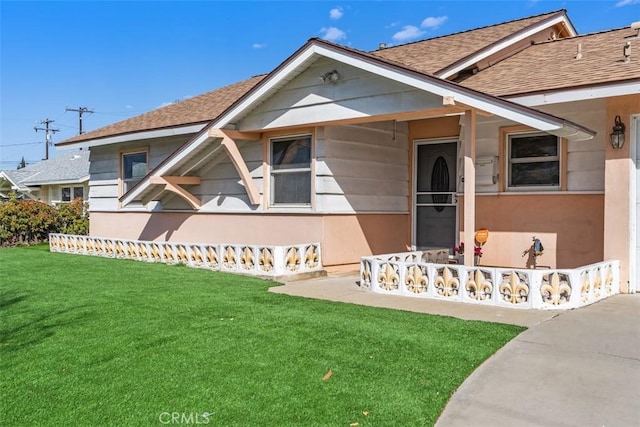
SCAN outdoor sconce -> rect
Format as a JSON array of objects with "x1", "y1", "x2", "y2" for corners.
[
  {"x1": 610, "y1": 115, "x2": 626, "y2": 149},
  {"x1": 320, "y1": 70, "x2": 340, "y2": 84}
]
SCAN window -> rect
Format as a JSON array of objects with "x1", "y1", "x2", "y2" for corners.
[
  {"x1": 61, "y1": 187, "x2": 71, "y2": 202},
  {"x1": 73, "y1": 187, "x2": 84, "y2": 200},
  {"x1": 270, "y1": 135, "x2": 311, "y2": 205},
  {"x1": 122, "y1": 151, "x2": 148, "y2": 194},
  {"x1": 61, "y1": 186, "x2": 84, "y2": 202},
  {"x1": 507, "y1": 132, "x2": 560, "y2": 189}
]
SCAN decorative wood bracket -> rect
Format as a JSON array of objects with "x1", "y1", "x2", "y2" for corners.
[
  {"x1": 149, "y1": 176, "x2": 201, "y2": 209},
  {"x1": 208, "y1": 128, "x2": 262, "y2": 205}
]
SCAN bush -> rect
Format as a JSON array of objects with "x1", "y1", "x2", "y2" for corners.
[
  {"x1": 58, "y1": 198, "x2": 89, "y2": 235},
  {"x1": 0, "y1": 196, "x2": 89, "y2": 246}
]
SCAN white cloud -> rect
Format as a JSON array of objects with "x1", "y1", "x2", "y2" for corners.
[
  {"x1": 385, "y1": 21, "x2": 401, "y2": 29},
  {"x1": 392, "y1": 25, "x2": 424, "y2": 42},
  {"x1": 320, "y1": 26, "x2": 347, "y2": 42},
  {"x1": 616, "y1": 0, "x2": 640, "y2": 6},
  {"x1": 157, "y1": 95, "x2": 192, "y2": 109},
  {"x1": 421, "y1": 16, "x2": 448, "y2": 29},
  {"x1": 329, "y1": 7, "x2": 343, "y2": 20},
  {"x1": 252, "y1": 43, "x2": 267, "y2": 49},
  {"x1": 125, "y1": 105, "x2": 133, "y2": 109}
]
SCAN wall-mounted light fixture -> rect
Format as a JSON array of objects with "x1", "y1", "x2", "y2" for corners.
[
  {"x1": 610, "y1": 115, "x2": 626, "y2": 149},
  {"x1": 320, "y1": 70, "x2": 340, "y2": 84}
]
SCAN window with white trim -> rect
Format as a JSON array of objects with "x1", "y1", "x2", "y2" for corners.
[
  {"x1": 121, "y1": 151, "x2": 147, "y2": 194},
  {"x1": 270, "y1": 135, "x2": 311, "y2": 205},
  {"x1": 507, "y1": 132, "x2": 560, "y2": 189},
  {"x1": 61, "y1": 186, "x2": 84, "y2": 202}
]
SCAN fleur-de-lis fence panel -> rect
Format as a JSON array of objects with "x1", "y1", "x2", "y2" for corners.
[
  {"x1": 360, "y1": 249, "x2": 619, "y2": 310},
  {"x1": 49, "y1": 234, "x2": 322, "y2": 278}
]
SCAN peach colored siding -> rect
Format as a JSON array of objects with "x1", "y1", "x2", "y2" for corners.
[
  {"x1": 90, "y1": 212, "x2": 409, "y2": 267},
  {"x1": 604, "y1": 94, "x2": 640, "y2": 293},
  {"x1": 458, "y1": 194, "x2": 604, "y2": 269}
]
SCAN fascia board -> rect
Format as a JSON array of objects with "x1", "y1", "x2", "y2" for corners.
[
  {"x1": 55, "y1": 124, "x2": 206, "y2": 150},
  {"x1": 23, "y1": 176, "x2": 90, "y2": 186},
  {"x1": 210, "y1": 48, "x2": 319, "y2": 129},
  {"x1": 437, "y1": 15, "x2": 574, "y2": 79},
  {"x1": 507, "y1": 81, "x2": 640, "y2": 106}
]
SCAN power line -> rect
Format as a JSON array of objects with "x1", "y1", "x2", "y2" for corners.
[
  {"x1": 0, "y1": 142, "x2": 42, "y2": 147},
  {"x1": 65, "y1": 107, "x2": 94, "y2": 135},
  {"x1": 34, "y1": 119, "x2": 60, "y2": 160}
]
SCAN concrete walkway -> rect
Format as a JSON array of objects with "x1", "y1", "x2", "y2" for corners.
[
  {"x1": 271, "y1": 273, "x2": 561, "y2": 327},
  {"x1": 271, "y1": 274, "x2": 640, "y2": 426}
]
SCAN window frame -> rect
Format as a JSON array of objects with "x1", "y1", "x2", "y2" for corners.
[
  {"x1": 505, "y1": 131, "x2": 562, "y2": 191},
  {"x1": 120, "y1": 148, "x2": 149, "y2": 197},
  {"x1": 61, "y1": 186, "x2": 71, "y2": 202},
  {"x1": 268, "y1": 134, "x2": 313, "y2": 208},
  {"x1": 60, "y1": 186, "x2": 84, "y2": 202}
]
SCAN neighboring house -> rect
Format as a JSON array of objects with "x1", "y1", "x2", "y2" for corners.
[
  {"x1": 0, "y1": 151, "x2": 90, "y2": 205},
  {"x1": 56, "y1": 10, "x2": 640, "y2": 292}
]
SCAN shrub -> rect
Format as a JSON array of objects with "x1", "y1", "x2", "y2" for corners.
[
  {"x1": 0, "y1": 196, "x2": 89, "y2": 246},
  {"x1": 58, "y1": 198, "x2": 89, "y2": 235}
]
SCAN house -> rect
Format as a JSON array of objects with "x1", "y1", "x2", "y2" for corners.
[
  {"x1": 0, "y1": 151, "x2": 90, "y2": 205},
  {"x1": 56, "y1": 10, "x2": 639, "y2": 292}
]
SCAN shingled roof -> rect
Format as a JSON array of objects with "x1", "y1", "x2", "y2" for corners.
[
  {"x1": 59, "y1": 75, "x2": 265, "y2": 145},
  {"x1": 58, "y1": 9, "x2": 633, "y2": 147},
  {"x1": 1, "y1": 150, "x2": 89, "y2": 190},
  {"x1": 461, "y1": 27, "x2": 640, "y2": 97},
  {"x1": 371, "y1": 10, "x2": 567, "y2": 75}
]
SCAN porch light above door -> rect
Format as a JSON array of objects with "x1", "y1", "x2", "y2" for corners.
[{"x1": 610, "y1": 115, "x2": 626, "y2": 149}]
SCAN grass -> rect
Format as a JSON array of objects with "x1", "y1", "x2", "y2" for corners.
[{"x1": 1, "y1": 245, "x2": 524, "y2": 426}]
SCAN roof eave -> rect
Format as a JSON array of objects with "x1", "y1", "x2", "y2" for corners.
[{"x1": 56, "y1": 123, "x2": 207, "y2": 150}]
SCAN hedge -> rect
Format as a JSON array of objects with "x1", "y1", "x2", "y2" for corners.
[{"x1": 0, "y1": 196, "x2": 89, "y2": 246}]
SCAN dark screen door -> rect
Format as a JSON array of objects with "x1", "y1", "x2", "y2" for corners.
[{"x1": 415, "y1": 142, "x2": 457, "y2": 251}]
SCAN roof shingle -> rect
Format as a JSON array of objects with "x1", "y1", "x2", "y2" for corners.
[
  {"x1": 60, "y1": 75, "x2": 265, "y2": 145},
  {"x1": 371, "y1": 10, "x2": 564, "y2": 74},
  {"x1": 461, "y1": 27, "x2": 640, "y2": 96}
]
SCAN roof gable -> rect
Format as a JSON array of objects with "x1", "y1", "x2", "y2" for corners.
[
  {"x1": 371, "y1": 10, "x2": 574, "y2": 76},
  {"x1": 462, "y1": 27, "x2": 640, "y2": 97}
]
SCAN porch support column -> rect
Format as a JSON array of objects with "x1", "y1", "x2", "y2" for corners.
[{"x1": 463, "y1": 110, "x2": 477, "y2": 266}]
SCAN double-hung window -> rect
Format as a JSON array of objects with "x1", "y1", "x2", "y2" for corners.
[
  {"x1": 507, "y1": 132, "x2": 560, "y2": 190},
  {"x1": 270, "y1": 135, "x2": 311, "y2": 205},
  {"x1": 122, "y1": 151, "x2": 148, "y2": 194}
]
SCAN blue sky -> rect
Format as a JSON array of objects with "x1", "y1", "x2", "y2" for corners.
[{"x1": 1, "y1": 0, "x2": 639, "y2": 168}]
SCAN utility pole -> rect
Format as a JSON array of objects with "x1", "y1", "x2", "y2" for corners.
[
  {"x1": 65, "y1": 106, "x2": 94, "y2": 135},
  {"x1": 34, "y1": 119, "x2": 60, "y2": 160}
]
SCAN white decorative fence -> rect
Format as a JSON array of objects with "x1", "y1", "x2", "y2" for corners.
[
  {"x1": 49, "y1": 234, "x2": 322, "y2": 278},
  {"x1": 360, "y1": 251, "x2": 619, "y2": 310}
]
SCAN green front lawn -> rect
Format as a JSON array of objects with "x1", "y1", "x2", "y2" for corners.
[{"x1": 1, "y1": 245, "x2": 523, "y2": 426}]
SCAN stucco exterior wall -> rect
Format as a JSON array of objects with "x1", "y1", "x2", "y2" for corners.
[
  {"x1": 459, "y1": 193, "x2": 604, "y2": 269},
  {"x1": 604, "y1": 94, "x2": 640, "y2": 293},
  {"x1": 89, "y1": 211, "x2": 409, "y2": 267}
]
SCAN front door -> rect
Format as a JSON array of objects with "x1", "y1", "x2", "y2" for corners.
[{"x1": 414, "y1": 140, "x2": 458, "y2": 252}]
